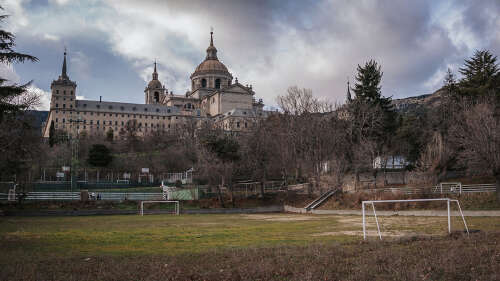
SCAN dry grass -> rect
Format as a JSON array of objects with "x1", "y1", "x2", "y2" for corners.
[
  {"x1": 0, "y1": 233, "x2": 498, "y2": 280},
  {"x1": 0, "y1": 213, "x2": 499, "y2": 280}
]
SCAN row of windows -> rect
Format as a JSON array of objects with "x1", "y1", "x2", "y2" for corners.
[
  {"x1": 54, "y1": 104, "x2": 73, "y2": 108},
  {"x1": 54, "y1": 118, "x2": 174, "y2": 128},
  {"x1": 54, "y1": 97, "x2": 73, "y2": 101},
  {"x1": 54, "y1": 110, "x2": 180, "y2": 120},
  {"x1": 78, "y1": 103, "x2": 172, "y2": 113},
  {"x1": 199, "y1": 78, "x2": 229, "y2": 89},
  {"x1": 54, "y1": 124, "x2": 177, "y2": 131},
  {"x1": 54, "y1": 90, "x2": 74, "y2": 95}
]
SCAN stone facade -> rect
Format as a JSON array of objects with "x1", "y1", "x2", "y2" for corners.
[{"x1": 42, "y1": 32, "x2": 266, "y2": 138}]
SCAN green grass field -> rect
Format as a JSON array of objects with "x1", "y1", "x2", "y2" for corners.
[{"x1": 0, "y1": 213, "x2": 499, "y2": 280}]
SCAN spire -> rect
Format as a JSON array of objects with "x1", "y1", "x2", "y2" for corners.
[
  {"x1": 152, "y1": 60, "x2": 158, "y2": 80},
  {"x1": 61, "y1": 48, "x2": 68, "y2": 79},
  {"x1": 206, "y1": 29, "x2": 218, "y2": 60},
  {"x1": 346, "y1": 78, "x2": 352, "y2": 103}
]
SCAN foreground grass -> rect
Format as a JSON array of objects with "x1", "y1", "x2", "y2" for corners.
[{"x1": 0, "y1": 214, "x2": 499, "y2": 280}]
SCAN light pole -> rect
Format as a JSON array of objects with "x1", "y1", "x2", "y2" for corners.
[{"x1": 69, "y1": 116, "x2": 84, "y2": 192}]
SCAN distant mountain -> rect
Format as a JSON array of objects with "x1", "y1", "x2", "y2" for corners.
[{"x1": 391, "y1": 88, "x2": 444, "y2": 113}]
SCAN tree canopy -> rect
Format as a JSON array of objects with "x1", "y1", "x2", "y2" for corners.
[
  {"x1": 0, "y1": 7, "x2": 38, "y2": 122},
  {"x1": 87, "y1": 144, "x2": 113, "y2": 167}
]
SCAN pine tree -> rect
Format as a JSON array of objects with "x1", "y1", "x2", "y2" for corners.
[
  {"x1": 87, "y1": 144, "x2": 113, "y2": 167},
  {"x1": 49, "y1": 120, "x2": 55, "y2": 147},
  {"x1": 458, "y1": 50, "x2": 499, "y2": 98},
  {"x1": 346, "y1": 80, "x2": 352, "y2": 103},
  {"x1": 0, "y1": 7, "x2": 38, "y2": 122},
  {"x1": 352, "y1": 60, "x2": 392, "y2": 111},
  {"x1": 350, "y1": 60, "x2": 395, "y2": 138}
]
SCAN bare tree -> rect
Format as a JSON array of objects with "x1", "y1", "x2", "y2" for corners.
[{"x1": 451, "y1": 101, "x2": 500, "y2": 201}]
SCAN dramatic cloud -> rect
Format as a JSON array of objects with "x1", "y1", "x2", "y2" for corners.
[{"x1": 4, "y1": 0, "x2": 500, "y2": 108}]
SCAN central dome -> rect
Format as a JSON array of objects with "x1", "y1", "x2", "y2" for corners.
[
  {"x1": 191, "y1": 31, "x2": 231, "y2": 77},
  {"x1": 195, "y1": 59, "x2": 229, "y2": 73}
]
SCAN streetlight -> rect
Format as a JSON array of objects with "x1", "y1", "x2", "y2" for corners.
[{"x1": 69, "y1": 116, "x2": 84, "y2": 192}]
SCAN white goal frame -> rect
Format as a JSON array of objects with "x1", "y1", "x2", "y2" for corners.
[
  {"x1": 140, "y1": 200, "x2": 179, "y2": 216},
  {"x1": 362, "y1": 198, "x2": 469, "y2": 240}
]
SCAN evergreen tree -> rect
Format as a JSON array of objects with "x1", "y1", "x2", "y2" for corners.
[
  {"x1": 346, "y1": 80, "x2": 352, "y2": 103},
  {"x1": 458, "y1": 50, "x2": 499, "y2": 98},
  {"x1": 0, "y1": 7, "x2": 38, "y2": 122},
  {"x1": 106, "y1": 128, "x2": 114, "y2": 142},
  {"x1": 350, "y1": 60, "x2": 396, "y2": 138},
  {"x1": 443, "y1": 68, "x2": 457, "y2": 96},
  {"x1": 352, "y1": 60, "x2": 392, "y2": 111},
  {"x1": 49, "y1": 120, "x2": 55, "y2": 147},
  {"x1": 87, "y1": 144, "x2": 113, "y2": 167}
]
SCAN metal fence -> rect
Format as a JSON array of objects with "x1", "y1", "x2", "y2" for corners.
[{"x1": 358, "y1": 183, "x2": 496, "y2": 195}]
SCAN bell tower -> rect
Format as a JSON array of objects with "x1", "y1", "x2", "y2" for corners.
[
  {"x1": 50, "y1": 50, "x2": 77, "y2": 111},
  {"x1": 144, "y1": 61, "x2": 166, "y2": 104}
]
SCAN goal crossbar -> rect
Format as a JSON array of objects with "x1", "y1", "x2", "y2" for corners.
[
  {"x1": 140, "y1": 200, "x2": 179, "y2": 216},
  {"x1": 362, "y1": 198, "x2": 469, "y2": 240}
]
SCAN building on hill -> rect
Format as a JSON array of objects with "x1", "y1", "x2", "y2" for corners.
[{"x1": 42, "y1": 32, "x2": 267, "y2": 138}]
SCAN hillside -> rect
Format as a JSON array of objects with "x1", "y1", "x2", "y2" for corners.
[{"x1": 391, "y1": 88, "x2": 444, "y2": 113}]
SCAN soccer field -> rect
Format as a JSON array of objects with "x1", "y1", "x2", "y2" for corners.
[{"x1": 0, "y1": 213, "x2": 499, "y2": 280}]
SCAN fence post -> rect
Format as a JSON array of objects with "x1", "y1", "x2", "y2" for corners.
[
  {"x1": 362, "y1": 202, "x2": 366, "y2": 240},
  {"x1": 447, "y1": 199, "x2": 451, "y2": 234}
]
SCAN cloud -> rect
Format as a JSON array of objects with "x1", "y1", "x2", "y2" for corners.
[
  {"x1": 6, "y1": 0, "x2": 500, "y2": 108},
  {"x1": 0, "y1": 63, "x2": 21, "y2": 84},
  {"x1": 28, "y1": 85, "x2": 51, "y2": 111}
]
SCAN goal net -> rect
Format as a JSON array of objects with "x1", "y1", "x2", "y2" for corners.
[
  {"x1": 139, "y1": 200, "x2": 179, "y2": 216},
  {"x1": 362, "y1": 198, "x2": 469, "y2": 240}
]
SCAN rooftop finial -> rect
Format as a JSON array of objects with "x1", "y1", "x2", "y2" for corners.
[
  {"x1": 346, "y1": 76, "x2": 352, "y2": 103},
  {"x1": 61, "y1": 47, "x2": 68, "y2": 79},
  {"x1": 206, "y1": 28, "x2": 218, "y2": 60},
  {"x1": 152, "y1": 60, "x2": 158, "y2": 80},
  {"x1": 210, "y1": 26, "x2": 214, "y2": 46}
]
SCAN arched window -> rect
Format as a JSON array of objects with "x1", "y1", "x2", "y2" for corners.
[
  {"x1": 154, "y1": 92, "x2": 159, "y2": 103},
  {"x1": 201, "y1": 78, "x2": 207, "y2": 88},
  {"x1": 215, "y1": 79, "x2": 221, "y2": 89}
]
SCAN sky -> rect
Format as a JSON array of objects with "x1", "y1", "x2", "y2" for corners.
[{"x1": 2, "y1": 0, "x2": 500, "y2": 110}]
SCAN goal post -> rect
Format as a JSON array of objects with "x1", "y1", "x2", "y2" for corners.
[
  {"x1": 362, "y1": 198, "x2": 469, "y2": 240},
  {"x1": 140, "y1": 200, "x2": 180, "y2": 216}
]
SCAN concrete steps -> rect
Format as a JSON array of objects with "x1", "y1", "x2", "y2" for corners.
[{"x1": 304, "y1": 189, "x2": 338, "y2": 211}]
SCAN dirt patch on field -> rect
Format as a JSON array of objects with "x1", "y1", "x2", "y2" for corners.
[
  {"x1": 313, "y1": 230, "x2": 410, "y2": 237},
  {"x1": 242, "y1": 214, "x2": 320, "y2": 221}
]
